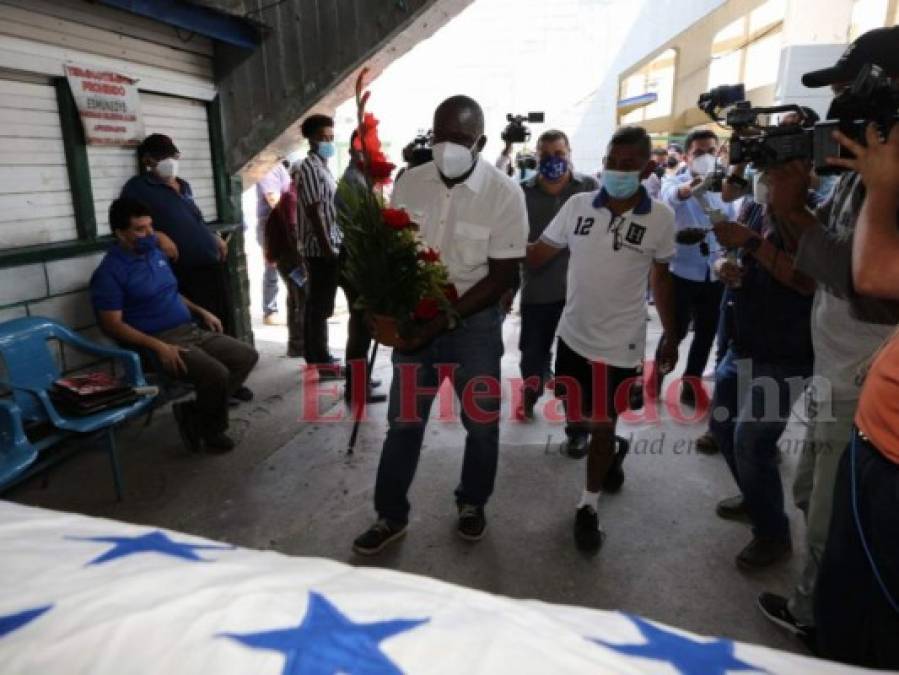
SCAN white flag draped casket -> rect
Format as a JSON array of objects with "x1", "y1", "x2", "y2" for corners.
[{"x1": 0, "y1": 501, "x2": 872, "y2": 674}]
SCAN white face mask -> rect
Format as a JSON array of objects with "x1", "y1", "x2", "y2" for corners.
[
  {"x1": 155, "y1": 157, "x2": 179, "y2": 180},
  {"x1": 691, "y1": 153, "x2": 716, "y2": 177},
  {"x1": 432, "y1": 141, "x2": 477, "y2": 179},
  {"x1": 753, "y1": 171, "x2": 770, "y2": 205}
]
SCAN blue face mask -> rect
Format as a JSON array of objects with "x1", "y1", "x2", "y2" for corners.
[
  {"x1": 539, "y1": 155, "x2": 569, "y2": 182},
  {"x1": 316, "y1": 142, "x2": 336, "y2": 159},
  {"x1": 521, "y1": 168, "x2": 537, "y2": 182},
  {"x1": 602, "y1": 170, "x2": 641, "y2": 199},
  {"x1": 134, "y1": 233, "x2": 158, "y2": 255}
]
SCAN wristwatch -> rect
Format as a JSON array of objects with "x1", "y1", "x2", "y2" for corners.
[{"x1": 743, "y1": 235, "x2": 763, "y2": 254}]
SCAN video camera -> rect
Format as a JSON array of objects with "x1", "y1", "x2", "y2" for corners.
[
  {"x1": 408, "y1": 129, "x2": 433, "y2": 167},
  {"x1": 698, "y1": 64, "x2": 899, "y2": 173},
  {"x1": 501, "y1": 112, "x2": 545, "y2": 144}
]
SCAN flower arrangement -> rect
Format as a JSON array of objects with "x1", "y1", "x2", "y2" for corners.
[{"x1": 338, "y1": 68, "x2": 457, "y2": 346}]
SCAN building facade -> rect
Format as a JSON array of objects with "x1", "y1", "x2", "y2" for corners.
[{"x1": 617, "y1": 0, "x2": 899, "y2": 142}]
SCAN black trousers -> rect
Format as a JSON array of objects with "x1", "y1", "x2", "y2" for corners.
[
  {"x1": 304, "y1": 256, "x2": 340, "y2": 365},
  {"x1": 815, "y1": 431, "x2": 899, "y2": 670},
  {"x1": 175, "y1": 263, "x2": 235, "y2": 337},
  {"x1": 657, "y1": 272, "x2": 723, "y2": 379}
]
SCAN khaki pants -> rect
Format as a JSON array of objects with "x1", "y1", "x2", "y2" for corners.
[
  {"x1": 155, "y1": 323, "x2": 259, "y2": 435},
  {"x1": 788, "y1": 396, "x2": 858, "y2": 626}
]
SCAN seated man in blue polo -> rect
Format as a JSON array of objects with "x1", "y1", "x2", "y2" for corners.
[{"x1": 90, "y1": 198, "x2": 259, "y2": 453}]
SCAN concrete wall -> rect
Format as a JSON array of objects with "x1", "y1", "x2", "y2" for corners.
[{"x1": 0, "y1": 251, "x2": 116, "y2": 372}]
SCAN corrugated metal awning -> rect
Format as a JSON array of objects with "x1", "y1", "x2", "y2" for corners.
[{"x1": 96, "y1": 0, "x2": 262, "y2": 49}]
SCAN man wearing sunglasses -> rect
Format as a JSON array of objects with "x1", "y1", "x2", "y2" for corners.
[{"x1": 527, "y1": 125, "x2": 679, "y2": 552}]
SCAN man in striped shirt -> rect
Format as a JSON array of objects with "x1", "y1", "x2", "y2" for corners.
[{"x1": 296, "y1": 114, "x2": 342, "y2": 374}]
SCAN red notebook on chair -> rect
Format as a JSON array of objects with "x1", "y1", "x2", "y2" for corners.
[{"x1": 50, "y1": 372, "x2": 138, "y2": 416}]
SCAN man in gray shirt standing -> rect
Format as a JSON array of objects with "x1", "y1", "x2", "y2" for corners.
[{"x1": 517, "y1": 130, "x2": 598, "y2": 457}]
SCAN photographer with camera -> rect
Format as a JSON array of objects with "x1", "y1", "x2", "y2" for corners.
[
  {"x1": 751, "y1": 26, "x2": 899, "y2": 648},
  {"x1": 702, "y1": 167, "x2": 817, "y2": 573},
  {"x1": 396, "y1": 130, "x2": 434, "y2": 185},
  {"x1": 810, "y1": 120, "x2": 899, "y2": 671},
  {"x1": 496, "y1": 139, "x2": 514, "y2": 177},
  {"x1": 516, "y1": 130, "x2": 598, "y2": 456},
  {"x1": 496, "y1": 113, "x2": 544, "y2": 178},
  {"x1": 656, "y1": 129, "x2": 735, "y2": 407}
]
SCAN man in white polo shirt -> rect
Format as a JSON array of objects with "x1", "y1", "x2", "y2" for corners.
[
  {"x1": 353, "y1": 95, "x2": 528, "y2": 555},
  {"x1": 527, "y1": 125, "x2": 680, "y2": 552}
]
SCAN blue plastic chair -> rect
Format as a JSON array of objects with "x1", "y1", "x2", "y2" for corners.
[
  {"x1": 0, "y1": 398, "x2": 37, "y2": 488},
  {"x1": 0, "y1": 316, "x2": 156, "y2": 499}
]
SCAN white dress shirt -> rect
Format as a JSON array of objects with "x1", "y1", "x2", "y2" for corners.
[{"x1": 390, "y1": 158, "x2": 528, "y2": 295}]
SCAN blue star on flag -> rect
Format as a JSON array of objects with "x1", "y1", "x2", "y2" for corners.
[
  {"x1": 219, "y1": 591, "x2": 428, "y2": 675},
  {"x1": 68, "y1": 530, "x2": 234, "y2": 565},
  {"x1": 0, "y1": 605, "x2": 52, "y2": 638},
  {"x1": 590, "y1": 614, "x2": 761, "y2": 675}
]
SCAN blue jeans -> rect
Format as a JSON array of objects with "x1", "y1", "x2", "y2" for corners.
[
  {"x1": 262, "y1": 264, "x2": 279, "y2": 316},
  {"x1": 519, "y1": 301, "x2": 564, "y2": 398},
  {"x1": 710, "y1": 347, "x2": 811, "y2": 541},
  {"x1": 374, "y1": 306, "x2": 504, "y2": 525}
]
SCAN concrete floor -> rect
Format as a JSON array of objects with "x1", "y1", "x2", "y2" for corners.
[{"x1": 7, "y1": 293, "x2": 814, "y2": 656}]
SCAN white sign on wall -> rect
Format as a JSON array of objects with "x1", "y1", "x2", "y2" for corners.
[{"x1": 64, "y1": 63, "x2": 144, "y2": 146}]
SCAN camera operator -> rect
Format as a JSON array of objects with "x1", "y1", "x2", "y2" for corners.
[
  {"x1": 704, "y1": 178, "x2": 817, "y2": 573},
  {"x1": 754, "y1": 26, "x2": 899, "y2": 647},
  {"x1": 496, "y1": 139, "x2": 515, "y2": 177},
  {"x1": 693, "y1": 111, "x2": 820, "y2": 459},
  {"x1": 655, "y1": 129, "x2": 735, "y2": 407},
  {"x1": 812, "y1": 120, "x2": 899, "y2": 671},
  {"x1": 516, "y1": 130, "x2": 598, "y2": 459}
]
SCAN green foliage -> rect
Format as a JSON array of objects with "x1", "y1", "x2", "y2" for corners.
[{"x1": 338, "y1": 180, "x2": 453, "y2": 329}]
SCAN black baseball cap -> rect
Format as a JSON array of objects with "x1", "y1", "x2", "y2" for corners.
[
  {"x1": 802, "y1": 26, "x2": 899, "y2": 88},
  {"x1": 137, "y1": 133, "x2": 179, "y2": 159}
]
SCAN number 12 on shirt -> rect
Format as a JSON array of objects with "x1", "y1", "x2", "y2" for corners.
[{"x1": 574, "y1": 216, "x2": 594, "y2": 236}]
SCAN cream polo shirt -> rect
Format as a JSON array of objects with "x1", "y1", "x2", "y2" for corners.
[{"x1": 391, "y1": 158, "x2": 528, "y2": 294}]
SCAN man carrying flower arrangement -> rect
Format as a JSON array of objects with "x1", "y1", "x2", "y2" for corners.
[{"x1": 352, "y1": 95, "x2": 529, "y2": 555}]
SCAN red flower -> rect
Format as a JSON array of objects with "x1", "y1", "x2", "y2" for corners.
[
  {"x1": 369, "y1": 160, "x2": 395, "y2": 180},
  {"x1": 443, "y1": 284, "x2": 459, "y2": 304},
  {"x1": 414, "y1": 297, "x2": 440, "y2": 321},
  {"x1": 382, "y1": 208, "x2": 411, "y2": 230},
  {"x1": 418, "y1": 247, "x2": 440, "y2": 263}
]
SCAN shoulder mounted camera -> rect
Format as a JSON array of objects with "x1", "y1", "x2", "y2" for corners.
[
  {"x1": 501, "y1": 112, "x2": 545, "y2": 144},
  {"x1": 698, "y1": 64, "x2": 899, "y2": 173},
  {"x1": 408, "y1": 129, "x2": 433, "y2": 167}
]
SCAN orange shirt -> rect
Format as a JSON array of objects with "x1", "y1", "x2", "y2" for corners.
[{"x1": 856, "y1": 331, "x2": 899, "y2": 464}]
